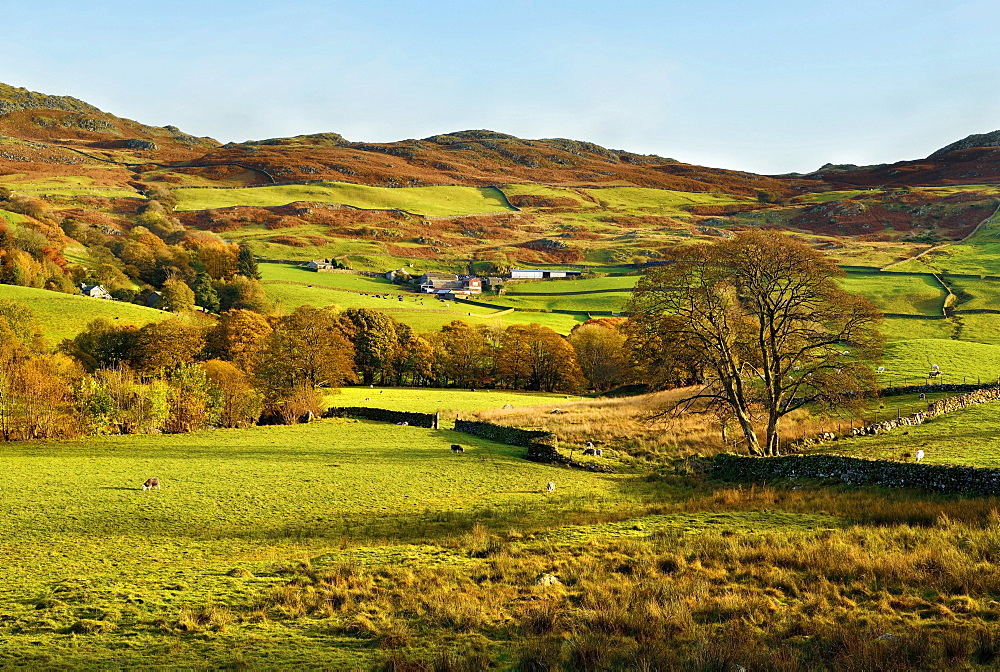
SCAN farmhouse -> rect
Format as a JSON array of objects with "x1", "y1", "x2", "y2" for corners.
[
  {"x1": 419, "y1": 272, "x2": 482, "y2": 295},
  {"x1": 510, "y1": 268, "x2": 583, "y2": 280},
  {"x1": 306, "y1": 259, "x2": 339, "y2": 272},
  {"x1": 80, "y1": 283, "x2": 113, "y2": 299}
]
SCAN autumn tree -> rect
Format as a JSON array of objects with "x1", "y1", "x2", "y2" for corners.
[
  {"x1": 627, "y1": 230, "x2": 882, "y2": 456},
  {"x1": 61, "y1": 319, "x2": 141, "y2": 372},
  {"x1": 431, "y1": 320, "x2": 493, "y2": 388},
  {"x1": 568, "y1": 319, "x2": 632, "y2": 392},
  {"x1": 161, "y1": 277, "x2": 196, "y2": 313},
  {"x1": 132, "y1": 319, "x2": 206, "y2": 374},
  {"x1": 203, "y1": 360, "x2": 263, "y2": 428},
  {"x1": 205, "y1": 309, "x2": 273, "y2": 373},
  {"x1": 495, "y1": 324, "x2": 584, "y2": 392},
  {"x1": 163, "y1": 362, "x2": 219, "y2": 433},
  {"x1": 193, "y1": 271, "x2": 221, "y2": 313},
  {"x1": 217, "y1": 275, "x2": 271, "y2": 313},
  {"x1": 342, "y1": 307, "x2": 410, "y2": 385},
  {"x1": 256, "y1": 306, "x2": 356, "y2": 401},
  {"x1": 0, "y1": 298, "x2": 46, "y2": 351}
]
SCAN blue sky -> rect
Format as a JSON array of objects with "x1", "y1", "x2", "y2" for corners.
[{"x1": 3, "y1": 0, "x2": 999, "y2": 173}]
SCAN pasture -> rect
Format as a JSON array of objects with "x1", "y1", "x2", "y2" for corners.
[
  {"x1": 0, "y1": 285, "x2": 169, "y2": 343},
  {"x1": 880, "y1": 338, "x2": 1000, "y2": 386},
  {"x1": 832, "y1": 399, "x2": 1000, "y2": 468},
  {"x1": 261, "y1": 277, "x2": 588, "y2": 334},
  {"x1": 580, "y1": 186, "x2": 750, "y2": 214},
  {"x1": 839, "y1": 271, "x2": 946, "y2": 316},
  {"x1": 171, "y1": 182, "x2": 517, "y2": 217},
  {"x1": 0, "y1": 417, "x2": 634, "y2": 667},
  {"x1": 332, "y1": 386, "x2": 576, "y2": 416}
]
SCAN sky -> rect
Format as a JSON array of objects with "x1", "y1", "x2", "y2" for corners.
[{"x1": 3, "y1": 0, "x2": 1000, "y2": 174}]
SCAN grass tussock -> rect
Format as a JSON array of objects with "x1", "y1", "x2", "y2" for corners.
[{"x1": 256, "y1": 486, "x2": 1000, "y2": 670}]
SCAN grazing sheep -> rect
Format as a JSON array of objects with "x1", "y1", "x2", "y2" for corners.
[
  {"x1": 365, "y1": 397, "x2": 372, "y2": 401},
  {"x1": 546, "y1": 482, "x2": 556, "y2": 493},
  {"x1": 915, "y1": 449, "x2": 924, "y2": 463},
  {"x1": 142, "y1": 477, "x2": 160, "y2": 491},
  {"x1": 450, "y1": 444, "x2": 465, "y2": 453}
]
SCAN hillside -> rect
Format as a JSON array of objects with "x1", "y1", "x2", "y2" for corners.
[
  {"x1": 0, "y1": 83, "x2": 218, "y2": 187},
  {"x1": 799, "y1": 130, "x2": 1000, "y2": 189},
  {"x1": 6, "y1": 81, "x2": 1000, "y2": 352},
  {"x1": 0, "y1": 284, "x2": 170, "y2": 343},
  {"x1": 167, "y1": 129, "x2": 797, "y2": 195}
]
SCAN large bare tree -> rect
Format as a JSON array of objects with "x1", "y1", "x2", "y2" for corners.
[{"x1": 627, "y1": 230, "x2": 883, "y2": 456}]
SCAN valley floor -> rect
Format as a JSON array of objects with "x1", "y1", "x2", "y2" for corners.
[{"x1": 3, "y1": 392, "x2": 1000, "y2": 667}]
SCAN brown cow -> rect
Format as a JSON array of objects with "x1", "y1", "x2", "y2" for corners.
[{"x1": 142, "y1": 477, "x2": 160, "y2": 491}]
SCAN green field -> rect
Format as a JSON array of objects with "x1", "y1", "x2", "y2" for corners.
[
  {"x1": 172, "y1": 182, "x2": 517, "y2": 217},
  {"x1": 332, "y1": 386, "x2": 577, "y2": 416},
  {"x1": 508, "y1": 275, "x2": 640, "y2": 293},
  {"x1": 0, "y1": 417, "x2": 630, "y2": 667},
  {"x1": 839, "y1": 272, "x2": 946, "y2": 316},
  {"x1": 880, "y1": 338, "x2": 1000, "y2": 386},
  {"x1": 0, "y1": 208, "x2": 28, "y2": 224},
  {"x1": 500, "y1": 184, "x2": 591, "y2": 207},
  {"x1": 259, "y1": 267, "x2": 589, "y2": 334},
  {"x1": 484, "y1": 292, "x2": 629, "y2": 313},
  {"x1": 948, "y1": 275, "x2": 1000, "y2": 310},
  {"x1": 834, "y1": 399, "x2": 1000, "y2": 467},
  {"x1": 0, "y1": 284, "x2": 170, "y2": 343},
  {"x1": 580, "y1": 187, "x2": 750, "y2": 213}
]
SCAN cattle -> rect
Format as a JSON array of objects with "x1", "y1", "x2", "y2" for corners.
[
  {"x1": 582, "y1": 448, "x2": 597, "y2": 456},
  {"x1": 585, "y1": 441, "x2": 594, "y2": 450},
  {"x1": 142, "y1": 477, "x2": 160, "y2": 491},
  {"x1": 451, "y1": 444, "x2": 465, "y2": 453},
  {"x1": 546, "y1": 482, "x2": 556, "y2": 493},
  {"x1": 595, "y1": 449, "x2": 603, "y2": 456}
]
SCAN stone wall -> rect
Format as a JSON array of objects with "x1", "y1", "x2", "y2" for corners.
[
  {"x1": 711, "y1": 453, "x2": 1000, "y2": 496},
  {"x1": 790, "y1": 385, "x2": 1000, "y2": 449},
  {"x1": 454, "y1": 420, "x2": 614, "y2": 473},
  {"x1": 324, "y1": 407, "x2": 438, "y2": 428}
]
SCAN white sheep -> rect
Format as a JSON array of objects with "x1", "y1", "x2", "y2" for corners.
[
  {"x1": 915, "y1": 449, "x2": 924, "y2": 463},
  {"x1": 546, "y1": 482, "x2": 555, "y2": 493}
]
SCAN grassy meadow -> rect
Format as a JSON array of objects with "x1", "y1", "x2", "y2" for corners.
[
  {"x1": 0, "y1": 284, "x2": 170, "y2": 343},
  {"x1": 172, "y1": 182, "x2": 517, "y2": 217},
  {"x1": 831, "y1": 398, "x2": 1000, "y2": 467},
  {"x1": 260, "y1": 265, "x2": 589, "y2": 334},
  {"x1": 6, "y1": 406, "x2": 1000, "y2": 667}
]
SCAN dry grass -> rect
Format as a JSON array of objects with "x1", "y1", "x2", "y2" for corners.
[
  {"x1": 260, "y1": 487, "x2": 1000, "y2": 670},
  {"x1": 474, "y1": 388, "x2": 848, "y2": 461}
]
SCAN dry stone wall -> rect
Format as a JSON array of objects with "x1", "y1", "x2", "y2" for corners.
[
  {"x1": 790, "y1": 385, "x2": 1000, "y2": 449},
  {"x1": 712, "y1": 453, "x2": 1000, "y2": 496},
  {"x1": 454, "y1": 420, "x2": 614, "y2": 473},
  {"x1": 324, "y1": 407, "x2": 438, "y2": 428}
]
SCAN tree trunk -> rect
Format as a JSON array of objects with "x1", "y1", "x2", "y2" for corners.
[{"x1": 734, "y1": 406, "x2": 761, "y2": 455}]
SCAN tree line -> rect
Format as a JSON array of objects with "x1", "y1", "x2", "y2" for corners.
[{"x1": 0, "y1": 301, "x2": 634, "y2": 442}]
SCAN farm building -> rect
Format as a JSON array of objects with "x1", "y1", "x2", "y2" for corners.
[
  {"x1": 80, "y1": 283, "x2": 113, "y2": 300},
  {"x1": 306, "y1": 259, "x2": 341, "y2": 272},
  {"x1": 510, "y1": 269, "x2": 583, "y2": 279},
  {"x1": 419, "y1": 273, "x2": 482, "y2": 295}
]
